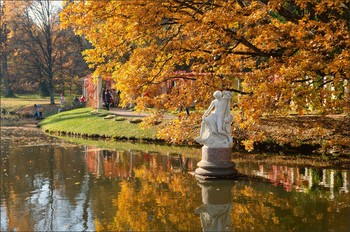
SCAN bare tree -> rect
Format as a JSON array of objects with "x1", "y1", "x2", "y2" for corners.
[{"x1": 18, "y1": 0, "x2": 62, "y2": 104}]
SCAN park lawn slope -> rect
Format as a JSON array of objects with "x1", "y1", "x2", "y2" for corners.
[{"x1": 39, "y1": 107, "x2": 158, "y2": 141}]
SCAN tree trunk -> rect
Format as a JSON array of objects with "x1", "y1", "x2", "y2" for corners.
[
  {"x1": 45, "y1": 1, "x2": 55, "y2": 105},
  {"x1": 1, "y1": 47, "x2": 14, "y2": 97},
  {"x1": 0, "y1": 2, "x2": 14, "y2": 97}
]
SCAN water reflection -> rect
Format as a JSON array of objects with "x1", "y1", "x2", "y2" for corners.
[
  {"x1": 1, "y1": 129, "x2": 349, "y2": 231},
  {"x1": 84, "y1": 148, "x2": 196, "y2": 179},
  {"x1": 0, "y1": 144, "x2": 94, "y2": 231},
  {"x1": 238, "y1": 163, "x2": 350, "y2": 198},
  {"x1": 195, "y1": 180, "x2": 233, "y2": 231},
  {"x1": 81, "y1": 147, "x2": 202, "y2": 231}
]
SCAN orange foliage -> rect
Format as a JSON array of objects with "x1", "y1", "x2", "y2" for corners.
[{"x1": 60, "y1": 0, "x2": 350, "y2": 147}]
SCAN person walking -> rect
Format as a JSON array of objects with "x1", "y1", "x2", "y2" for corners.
[
  {"x1": 33, "y1": 104, "x2": 43, "y2": 119},
  {"x1": 60, "y1": 93, "x2": 64, "y2": 104},
  {"x1": 33, "y1": 104, "x2": 40, "y2": 119},
  {"x1": 104, "y1": 89, "x2": 112, "y2": 110},
  {"x1": 37, "y1": 104, "x2": 43, "y2": 118},
  {"x1": 80, "y1": 95, "x2": 86, "y2": 103}
]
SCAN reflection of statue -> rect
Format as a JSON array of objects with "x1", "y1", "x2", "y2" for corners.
[
  {"x1": 195, "y1": 90, "x2": 233, "y2": 148},
  {"x1": 195, "y1": 180, "x2": 233, "y2": 232},
  {"x1": 196, "y1": 204, "x2": 232, "y2": 232}
]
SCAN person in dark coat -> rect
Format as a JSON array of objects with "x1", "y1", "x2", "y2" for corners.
[{"x1": 104, "y1": 89, "x2": 112, "y2": 110}]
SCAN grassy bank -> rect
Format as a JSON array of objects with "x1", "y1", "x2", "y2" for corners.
[
  {"x1": 3, "y1": 96, "x2": 350, "y2": 156},
  {"x1": 39, "y1": 107, "x2": 159, "y2": 141}
]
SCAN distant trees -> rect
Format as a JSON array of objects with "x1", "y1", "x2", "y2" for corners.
[
  {"x1": 0, "y1": 0, "x2": 14, "y2": 97},
  {"x1": 18, "y1": 0, "x2": 59, "y2": 103},
  {"x1": 0, "y1": 0, "x2": 89, "y2": 103}
]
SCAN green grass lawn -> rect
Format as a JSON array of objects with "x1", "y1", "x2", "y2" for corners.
[{"x1": 39, "y1": 107, "x2": 159, "y2": 140}]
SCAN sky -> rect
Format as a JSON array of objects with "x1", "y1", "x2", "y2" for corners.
[{"x1": 51, "y1": 0, "x2": 63, "y2": 8}]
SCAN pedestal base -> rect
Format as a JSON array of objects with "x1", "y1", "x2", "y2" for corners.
[{"x1": 195, "y1": 146, "x2": 238, "y2": 178}]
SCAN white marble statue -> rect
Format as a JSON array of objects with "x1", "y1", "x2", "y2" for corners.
[{"x1": 195, "y1": 90, "x2": 233, "y2": 148}]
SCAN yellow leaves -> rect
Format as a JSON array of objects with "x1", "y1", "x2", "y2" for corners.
[
  {"x1": 104, "y1": 161, "x2": 201, "y2": 231},
  {"x1": 272, "y1": 216, "x2": 280, "y2": 224},
  {"x1": 228, "y1": 21, "x2": 239, "y2": 29},
  {"x1": 242, "y1": 139, "x2": 254, "y2": 152},
  {"x1": 157, "y1": 112, "x2": 201, "y2": 145},
  {"x1": 60, "y1": 0, "x2": 350, "y2": 150},
  {"x1": 140, "y1": 114, "x2": 162, "y2": 130},
  {"x1": 241, "y1": 186, "x2": 256, "y2": 197}
]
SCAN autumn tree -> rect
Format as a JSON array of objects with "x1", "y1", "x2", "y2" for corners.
[
  {"x1": 2, "y1": 0, "x2": 44, "y2": 95},
  {"x1": 61, "y1": 0, "x2": 350, "y2": 145},
  {"x1": 1, "y1": 0, "x2": 89, "y2": 99},
  {"x1": 17, "y1": 0, "x2": 62, "y2": 103},
  {"x1": 54, "y1": 28, "x2": 90, "y2": 95},
  {"x1": 0, "y1": 0, "x2": 14, "y2": 97},
  {"x1": 0, "y1": 0, "x2": 60, "y2": 100}
]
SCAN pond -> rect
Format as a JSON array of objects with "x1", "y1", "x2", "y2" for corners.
[{"x1": 1, "y1": 126, "x2": 349, "y2": 231}]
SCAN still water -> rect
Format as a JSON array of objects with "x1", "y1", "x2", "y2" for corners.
[{"x1": 1, "y1": 126, "x2": 349, "y2": 231}]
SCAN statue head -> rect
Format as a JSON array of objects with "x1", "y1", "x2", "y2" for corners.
[{"x1": 213, "y1": 91, "x2": 222, "y2": 99}]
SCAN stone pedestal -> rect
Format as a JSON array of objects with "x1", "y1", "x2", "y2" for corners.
[{"x1": 195, "y1": 146, "x2": 238, "y2": 178}]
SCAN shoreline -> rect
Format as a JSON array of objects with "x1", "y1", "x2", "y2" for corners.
[
  {"x1": 1, "y1": 105, "x2": 350, "y2": 157},
  {"x1": 2, "y1": 118, "x2": 350, "y2": 170}
]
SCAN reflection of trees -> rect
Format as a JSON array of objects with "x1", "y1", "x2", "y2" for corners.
[
  {"x1": 234, "y1": 161, "x2": 350, "y2": 231},
  {"x1": 239, "y1": 163, "x2": 349, "y2": 195},
  {"x1": 93, "y1": 160, "x2": 201, "y2": 231},
  {"x1": 111, "y1": 176, "x2": 200, "y2": 231},
  {"x1": 3, "y1": 145, "x2": 58, "y2": 231},
  {"x1": 230, "y1": 180, "x2": 350, "y2": 232},
  {"x1": 2, "y1": 129, "x2": 349, "y2": 232},
  {"x1": 85, "y1": 149, "x2": 196, "y2": 180},
  {"x1": 170, "y1": 154, "x2": 190, "y2": 174},
  {"x1": 1, "y1": 139, "x2": 94, "y2": 231},
  {"x1": 85, "y1": 148, "x2": 350, "y2": 231}
]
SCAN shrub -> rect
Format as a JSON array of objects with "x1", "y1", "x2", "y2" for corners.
[
  {"x1": 104, "y1": 115, "x2": 116, "y2": 119},
  {"x1": 115, "y1": 116, "x2": 126, "y2": 121},
  {"x1": 129, "y1": 118, "x2": 142, "y2": 124},
  {"x1": 59, "y1": 100, "x2": 86, "y2": 112}
]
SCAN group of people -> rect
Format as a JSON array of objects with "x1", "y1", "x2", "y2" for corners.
[
  {"x1": 103, "y1": 88, "x2": 120, "y2": 110},
  {"x1": 60, "y1": 93, "x2": 86, "y2": 105},
  {"x1": 58, "y1": 88, "x2": 121, "y2": 112},
  {"x1": 73, "y1": 95, "x2": 86, "y2": 105}
]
